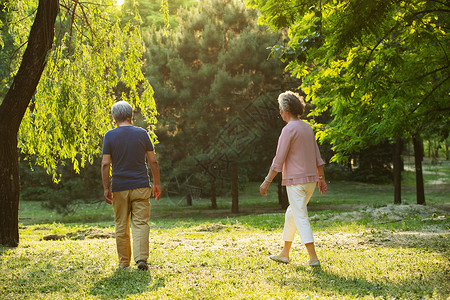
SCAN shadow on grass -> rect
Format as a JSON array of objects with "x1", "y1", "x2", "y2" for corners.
[
  {"x1": 0, "y1": 246, "x2": 11, "y2": 256},
  {"x1": 274, "y1": 265, "x2": 445, "y2": 299},
  {"x1": 90, "y1": 268, "x2": 165, "y2": 299},
  {"x1": 364, "y1": 231, "x2": 449, "y2": 252},
  {"x1": 300, "y1": 267, "x2": 387, "y2": 298}
]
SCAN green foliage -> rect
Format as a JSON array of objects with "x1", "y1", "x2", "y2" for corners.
[
  {"x1": 248, "y1": 0, "x2": 450, "y2": 163},
  {"x1": 144, "y1": 0, "x2": 297, "y2": 196},
  {"x1": 122, "y1": 0, "x2": 197, "y2": 30},
  {"x1": 350, "y1": 141, "x2": 394, "y2": 183},
  {"x1": 3, "y1": 0, "x2": 158, "y2": 178},
  {"x1": 20, "y1": 155, "x2": 103, "y2": 214},
  {"x1": 0, "y1": 0, "x2": 36, "y2": 101}
]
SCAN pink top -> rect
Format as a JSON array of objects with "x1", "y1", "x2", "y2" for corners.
[{"x1": 271, "y1": 120, "x2": 325, "y2": 186}]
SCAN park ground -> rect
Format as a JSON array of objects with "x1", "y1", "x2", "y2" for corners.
[{"x1": 0, "y1": 159, "x2": 449, "y2": 299}]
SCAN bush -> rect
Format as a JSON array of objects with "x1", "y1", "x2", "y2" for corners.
[
  {"x1": 324, "y1": 163, "x2": 352, "y2": 180},
  {"x1": 20, "y1": 155, "x2": 103, "y2": 214}
]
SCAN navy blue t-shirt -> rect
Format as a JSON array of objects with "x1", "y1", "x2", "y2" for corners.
[{"x1": 102, "y1": 126, "x2": 154, "y2": 192}]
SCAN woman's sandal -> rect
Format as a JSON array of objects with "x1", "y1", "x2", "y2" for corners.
[
  {"x1": 308, "y1": 260, "x2": 320, "y2": 267},
  {"x1": 269, "y1": 255, "x2": 290, "y2": 264}
]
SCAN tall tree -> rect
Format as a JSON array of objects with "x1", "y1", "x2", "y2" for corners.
[
  {"x1": 248, "y1": 0, "x2": 450, "y2": 204},
  {"x1": 0, "y1": 0, "x2": 156, "y2": 247},
  {"x1": 0, "y1": 0, "x2": 59, "y2": 247},
  {"x1": 144, "y1": 0, "x2": 296, "y2": 209}
]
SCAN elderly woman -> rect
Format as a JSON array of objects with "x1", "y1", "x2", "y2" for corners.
[{"x1": 260, "y1": 91, "x2": 327, "y2": 267}]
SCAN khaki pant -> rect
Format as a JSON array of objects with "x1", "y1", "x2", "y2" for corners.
[{"x1": 112, "y1": 187, "x2": 151, "y2": 267}]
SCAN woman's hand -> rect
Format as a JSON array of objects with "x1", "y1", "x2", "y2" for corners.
[
  {"x1": 260, "y1": 181, "x2": 270, "y2": 196},
  {"x1": 318, "y1": 179, "x2": 327, "y2": 194}
]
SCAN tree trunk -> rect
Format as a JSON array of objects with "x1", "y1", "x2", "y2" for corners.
[
  {"x1": 413, "y1": 136, "x2": 426, "y2": 205},
  {"x1": 446, "y1": 139, "x2": 449, "y2": 160},
  {"x1": 186, "y1": 193, "x2": 192, "y2": 206},
  {"x1": 393, "y1": 138, "x2": 402, "y2": 204},
  {"x1": 231, "y1": 161, "x2": 238, "y2": 213},
  {"x1": 433, "y1": 140, "x2": 439, "y2": 160},
  {"x1": 0, "y1": 133, "x2": 20, "y2": 247},
  {"x1": 0, "y1": 0, "x2": 59, "y2": 247},
  {"x1": 209, "y1": 174, "x2": 217, "y2": 209}
]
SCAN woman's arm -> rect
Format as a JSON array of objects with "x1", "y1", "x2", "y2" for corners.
[
  {"x1": 270, "y1": 128, "x2": 292, "y2": 173},
  {"x1": 260, "y1": 169, "x2": 278, "y2": 196},
  {"x1": 317, "y1": 165, "x2": 327, "y2": 194},
  {"x1": 260, "y1": 127, "x2": 292, "y2": 196}
]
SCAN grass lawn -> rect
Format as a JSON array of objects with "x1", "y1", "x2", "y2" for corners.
[{"x1": 1, "y1": 161, "x2": 449, "y2": 299}]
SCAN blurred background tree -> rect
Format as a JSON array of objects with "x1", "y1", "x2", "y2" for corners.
[
  {"x1": 3, "y1": 0, "x2": 448, "y2": 230},
  {"x1": 247, "y1": 0, "x2": 450, "y2": 204},
  {"x1": 144, "y1": 0, "x2": 300, "y2": 210}
]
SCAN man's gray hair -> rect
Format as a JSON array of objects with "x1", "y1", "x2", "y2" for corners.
[{"x1": 111, "y1": 101, "x2": 133, "y2": 122}]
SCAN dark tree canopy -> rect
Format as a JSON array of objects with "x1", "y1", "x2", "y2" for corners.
[{"x1": 144, "y1": 0, "x2": 297, "y2": 201}]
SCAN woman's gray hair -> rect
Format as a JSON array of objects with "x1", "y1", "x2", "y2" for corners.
[
  {"x1": 278, "y1": 91, "x2": 306, "y2": 117},
  {"x1": 111, "y1": 101, "x2": 133, "y2": 122}
]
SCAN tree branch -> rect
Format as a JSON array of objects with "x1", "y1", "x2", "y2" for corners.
[
  {"x1": 410, "y1": 9, "x2": 450, "y2": 15},
  {"x1": 78, "y1": 1, "x2": 97, "y2": 39},
  {"x1": 361, "y1": 25, "x2": 398, "y2": 72},
  {"x1": 392, "y1": 65, "x2": 449, "y2": 83},
  {"x1": 410, "y1": 75, "x2": 450, "y2": 115},
  {"x1": 426, "y1": 0, "x2": 450, "y2": 9},
  {"x1": 7, "y1": 8, "x2": 37, "y2": 25},
  {"x1": 408, "y1": 10, "x2": 450, "y2": 65},
  {"x1": 77, "y1": 1, "x2": 114, "y2": 7},
  {"x1": 8, "y1": 40, "x2": 28, "y2": 74}
]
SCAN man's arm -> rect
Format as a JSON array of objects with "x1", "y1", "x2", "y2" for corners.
[
  {"x1": 146, "y1": 150, "x2": 161, "y2": 201},
  {"x1": 101, "y1": 154, "x2": 113, "y2": 204}
]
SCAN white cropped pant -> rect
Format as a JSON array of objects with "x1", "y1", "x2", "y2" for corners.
[{"x1": 282, "y1": 182, "x2": 316, "y2": 244}]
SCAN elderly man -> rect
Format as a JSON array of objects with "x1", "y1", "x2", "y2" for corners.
[{"x1": 101, "y1": 101, "x2": 161, "y2": 270}]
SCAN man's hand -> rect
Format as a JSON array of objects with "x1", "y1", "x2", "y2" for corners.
[
  {"x1": 104, "y1": 188, "x2": 113, "y2": 204},
  {"x1": 152, "y1": 184, "x2": 161, "y2": 201},
  {"x1": 101, "y1": 154, "x2": 112, "y2": 204}
]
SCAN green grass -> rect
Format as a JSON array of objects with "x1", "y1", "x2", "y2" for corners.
[
  {"x1": 1, "y1": 210, "x2": 449, "y2": 299},
  {"x1": 19, "y1": 171, "x2": 450, "y2": 227},
  {"x1": 3, "y1": 162, "x2": 449, "y2": 299},
  {"x1": 402, "y1": 158, "x2": 450, "y2": 186}
]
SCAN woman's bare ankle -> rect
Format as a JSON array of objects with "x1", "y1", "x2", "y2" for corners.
[{"x1": 307, "y1": 257, "x2": 319, "y2": 263}]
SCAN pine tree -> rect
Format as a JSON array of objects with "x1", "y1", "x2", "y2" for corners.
[{"x1": 144, "y1": 0, "x2": 297, "y2": 209}]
